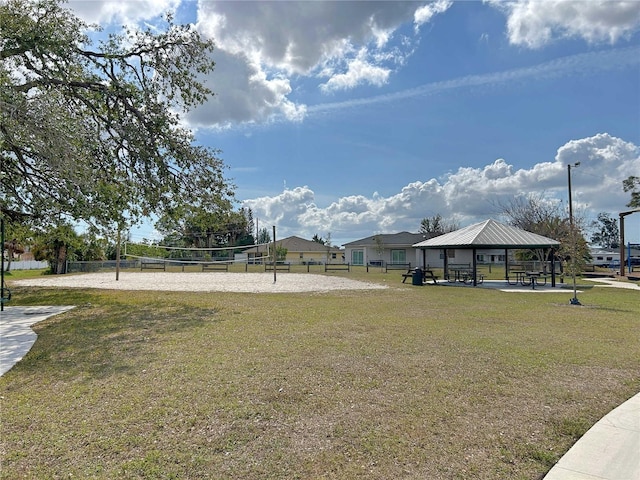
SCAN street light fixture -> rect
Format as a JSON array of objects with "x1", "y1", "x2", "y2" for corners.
[{"x1": 568, "y1": 162, "x2": 581, "y2": 305}]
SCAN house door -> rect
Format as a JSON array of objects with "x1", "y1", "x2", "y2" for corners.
[{"x1": 351, "y1": 250, "x2": 364, "y2": 265}]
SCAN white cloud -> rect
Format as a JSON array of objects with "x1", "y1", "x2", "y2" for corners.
[
  {"x1": 185, "y1": 50, "x2": 306, "y2": 127},
  {"x1": 68, "y1": 1, "x2": 448, "y2": 127},
  {"x1": 242, "y1": 134, "x2": 639, "y2": 244},
  {"x1": 192, "y1": 1, "x2": 448, "y2": 127},
  {"x1": 66, "y1": 1, "x2": 638, "y2": 129},
  {"x1": 69, "y1": 0, "x2": 181, "y2": 25},
  {"x1": 319, "y1": 48, "x2": 391, "y2": 93},
  {"x1": 197, "y1": 2, "x2": 425, "y2": 74},
  {"x1": 489, "y1": 0, "x2": 640, "y2": 48},
  {"x1": 553, "y1": 133, "x2": 640, "y2": 211},
  {"x1": 414, "y1": 0, "x2": 453, "y2": 31}
]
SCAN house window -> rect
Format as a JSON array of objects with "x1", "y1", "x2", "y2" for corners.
[
  {"x1": 351, "y1": 250, "x2": 364, "y2": 265},
  {"x1": 331, "y1": 253, "x2": 336, "y2": 259},
  {"x1": 447, "y1": 249, "x2": 456, "y2": 258},
  {"x1": 299, "y1": 253, "x2": 304, "y2": 259},
  {"x1": 390, "y1": 249, "x2": 406, "y2": 264},
  {"x1": 476, "y1": 254, "x2": 484, "y2": 262}
]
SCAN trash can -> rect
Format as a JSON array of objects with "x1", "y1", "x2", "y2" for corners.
[{"x1": 412, "y1": 267, "x2": 423, "y2": 286}]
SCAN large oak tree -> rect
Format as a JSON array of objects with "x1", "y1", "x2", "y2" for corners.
[{"x1": 1, "y1": 0, "x2": 233, "y2": 234}]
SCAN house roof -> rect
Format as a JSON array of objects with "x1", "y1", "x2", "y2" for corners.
[
  {"x1": 412, "y1": 219, "x2": 561, "y2": 249},
  {"x1": 343, "y1": 232, "x2": 426, "y2": 247},
  {"x1": 243, "y1": 236, "x2": 342, "y2": 253}
]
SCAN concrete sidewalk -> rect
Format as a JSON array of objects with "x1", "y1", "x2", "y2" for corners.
[
  {"x1": 581, "y1": 277, "x2": 640, "y2": 290},
  {"x1": 0, "y1": 305, "x2": 75, "y2": 376},
  {"x1": 544, "y1": 392, "x2": 640, "y2": 480}
]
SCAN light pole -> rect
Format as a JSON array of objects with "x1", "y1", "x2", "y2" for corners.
[{"x1": 568, "y1": 162, "x2": 580, "y2": 305}]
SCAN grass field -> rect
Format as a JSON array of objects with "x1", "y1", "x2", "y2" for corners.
[{"x1": 1, "y1": 269, "x2": 639, "y2": 479}]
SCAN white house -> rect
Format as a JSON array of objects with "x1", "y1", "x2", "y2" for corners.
[
  {"x1": 343, "y1": 232, "x2": 426, "y2": 267},
  {"x1": 343, "y1": 230, "x2": 511, "y2": 269}
]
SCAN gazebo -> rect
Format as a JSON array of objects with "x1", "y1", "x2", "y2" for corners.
[{"x1": 413, "y1": 219, "x2": 561, "y2": 286}]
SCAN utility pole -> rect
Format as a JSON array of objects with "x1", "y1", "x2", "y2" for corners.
[{"x1": 568, "y1": 162, "x2": 580, "y2": 305}]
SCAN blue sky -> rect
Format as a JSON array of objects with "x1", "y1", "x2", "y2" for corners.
[{"x1": 70, "y1": 1, "x2": 640, "y2": 247}]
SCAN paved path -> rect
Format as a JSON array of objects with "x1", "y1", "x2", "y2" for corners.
[
  {"x1": 440, "y1": 277, "x2": 640, "y2": 292},
  {"x1": 582, "y1": 277, "x2": 640, "y2": 290},
  {"x1": 543, "y1": 392, "x2": 640, "y2": 479},
  {"x1": 0, "y1": 305, "x2": 75, "y2": 376}
]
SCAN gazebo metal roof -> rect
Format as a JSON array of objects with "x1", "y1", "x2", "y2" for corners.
[{"x1": 412, "y1": 219, "x2": 560, "y2": 249}]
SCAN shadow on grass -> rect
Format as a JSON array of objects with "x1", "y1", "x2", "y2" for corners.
[
  {"x1": 12, "y1": 291, "x2": 222, "y2": 382},
  {"x1": 6, "y1": 286, "x2": 99, "y2": 307}
]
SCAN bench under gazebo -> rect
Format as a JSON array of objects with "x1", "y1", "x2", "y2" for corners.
[{"x1": 413, "y1": 219, "x2": 561, "y2": 287}]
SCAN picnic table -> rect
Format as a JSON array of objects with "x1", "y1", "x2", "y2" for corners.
[
  {"x1": 401, "y1": 267, "x2": 439, "y2": 285},
  {"x1": 448, "y1": 267, "x2": 471, "y2": 283},
  {"x1": 523, "y1": 271, "x2": 548, "y2": 289},
  {"x1": 507, "y1": 270, "x2": 527, "y2": 285},
  {"x1": 507, "y1": 270, "x2": 549, "y2": 288},
  {"x1": 462, "y1": 272, "x2": 484, "y2": 285},
  {"x1": 444, "y1": 266, "x2": 485, "y2": 285}
]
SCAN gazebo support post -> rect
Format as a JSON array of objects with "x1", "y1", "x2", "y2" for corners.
[
  {"x1": 551, "y1": 249, "x2": 556, "y2": 287},
  {"x1": 504, "y1": 248, "x2": 509, "y2": 282},
  {"x1": 472, "y1": 248, "x2": 477, "y2": 286},
  {"x1": 443, "y1": 249, "x2": 449, "y2": 281}
]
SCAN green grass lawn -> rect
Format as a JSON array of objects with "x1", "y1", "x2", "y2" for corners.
[{"x1": 1, "y1": 270, "x2": 639, "y2": 479}]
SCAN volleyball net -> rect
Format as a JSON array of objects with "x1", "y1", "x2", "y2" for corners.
[{"x1": 123, "y1": 242, "x2": 272, "y2": 266}]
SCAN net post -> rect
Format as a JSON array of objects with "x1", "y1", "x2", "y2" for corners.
[{"x1": 272, "y1": 225, "x2": 277, "y2": 283}]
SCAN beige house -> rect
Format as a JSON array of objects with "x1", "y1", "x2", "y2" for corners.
[{"x1": 243, "y1": 236, "x2": 343, "y2": 265}]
